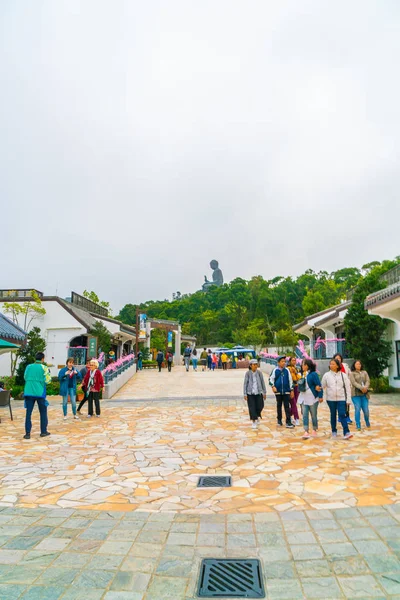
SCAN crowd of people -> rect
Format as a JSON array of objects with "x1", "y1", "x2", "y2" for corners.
[
  {"x1": 244, "y1": 353, "x2": 371, "y2": 439},
  {"x1": 22, "y1": 353, "x2": 104, "y2": 439}
]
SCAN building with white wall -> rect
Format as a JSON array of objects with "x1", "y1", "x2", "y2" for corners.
[{"x1": 0, "y1": 289, "x2": 138, "y2": 376}]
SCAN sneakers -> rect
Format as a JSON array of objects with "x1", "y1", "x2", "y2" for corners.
[
  {"x1": 96, "y1": 415, "x2": 100, "y2": 418},
  {"x1": 87, "y1": 415, "x2": 92, "y2": 418},
  {"x1": 252, "y1": 421, "x2": 258, "y2": 430},
  {"x1": 346, "y1": 418, "x2": 353, "y2": 424},
  {"x1": 277, "y1": 420, "x2": 283, "y2": 426},
  {"x1": 332, "y1": 432, "x2": 338, "y2": 438},
  {"x1": 40, "y1": 432, "x2": 51, "y2": 437},
  {"x1": 295, "y1": 419, "x2": 300, "y2": 426},
  {"x1": 302, "y1": 431, "x2": 310, "y2": 439},
  {"x1": 63, "y1": 416, "x2": 67, "y2": 421},
  {"x1": 311, "y1": 430, "x2": 317, "y2": 437},
  {"x1": 344, "y1": 432, "x2": 353, "y2": 439},
  {"x1": 356, "y1": 426, "x2": 361, "y2": 431},
  {"x1": 74, "y1": 415, "x2": 80, "y2": 420},
  {"x1": 23, "y1": 434, "x2": 30, "y2": 440},
  {"x1": 286, "y1": 423, "x2": 295, "y2": 429}
]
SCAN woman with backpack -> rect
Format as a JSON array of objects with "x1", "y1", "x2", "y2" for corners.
[
  {"x1": 298, "y1": 359, "x2": 323, "y2": 439},
  {"x1": 166, "y1": 350, "x2": 173, "y2": 372},
  {"x1": 322, "y1": 358, "x2": 352, "y2": 439}
]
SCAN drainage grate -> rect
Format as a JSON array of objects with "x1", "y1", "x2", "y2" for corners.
[
  {"x1": 197, "y1": 476, "x2": 232, "y2": 488},
  {"x1": 198, "y1": 558, "x2": 265, "y2": 598}
]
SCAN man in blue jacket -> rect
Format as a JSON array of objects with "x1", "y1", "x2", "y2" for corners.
[{"x1": 269, "y1": 356, "x2": 295, "y2": 428}]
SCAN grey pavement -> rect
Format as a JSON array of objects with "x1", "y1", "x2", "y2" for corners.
[{"x1": 0, "y1": 505, "x2": 399, "y2": 599}]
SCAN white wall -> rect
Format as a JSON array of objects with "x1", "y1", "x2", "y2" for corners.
[
  {"x1": 103, "y1": 363, "x2": 137, "y2": 399},
  {"x1": 387, "y1": 321, "x2": 400, "y2": 389}
]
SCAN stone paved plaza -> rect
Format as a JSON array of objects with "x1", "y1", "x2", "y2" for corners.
[{"x1": 0, "y1": 367, "x2": 399, "y2": 598}]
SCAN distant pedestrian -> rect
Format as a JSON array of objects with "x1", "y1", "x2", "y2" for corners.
[
  {"x1": 349, "y1": 360, "x2": 371, "y2": 431},
  {"x1": 298, "y1": 359, "x2": 323, "y2": 439},
  {"x1": 156, "y1": 350, "x2": 164, "y2": 372},
  {"x1": 207, "y1": 349, "x2": 212, "y2": 370},
  {"x1": 183, "y1": 344, "x2": 192, "y2": 371},
  {"x1": 333, "y1": 353, "x2": 352, "y2": 424},
  {"x1": 137, "y1": 350, "x2": 143, "y2": 371},
  {"x1": 221, "y1": 352, "x2": 228, "y2": 371},
  {"x1": 211, "y1": 353, "x2": 218, "y2": 371},
  {"x1": 322, "y1": 358, "x2": 352, "y2": 439},
  {"x1": 77, "y1": 359, "x2": 91, "y2": 414},
  {"x1": 244, "y1": 359, "x2": 266, "y2": 429},
  {"x1": 166, "y1": 350, "x2": 173, "y2": 372},
  {"x1": 269, "y1": 355, "x2": 294, "y2": 428},
  {"x1": 23, "y1": 352, "x2": 51, "y2": 439},
  {"x1": 58, "y1": 358, "x2": 82, "y2": 421},
  {"x1": 200, "y1": 348, "x2": 208, "y2": 371},
  {"x1": 287, "y1": 356, "x2": 300, "y2": 425},
  {"x1": 192, "y1": 348, "x2": 198, "y2": 371},
  {"x1": 83, "y1": 359, "x2": 104, "y2": 418}
]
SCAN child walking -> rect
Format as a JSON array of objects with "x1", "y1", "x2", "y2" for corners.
[
  {"x1": 243, "y1": 359, "x2": 267, "y2": 429},
  {"x1": 269, "y1": 356, "x2": 295, "y2": 428}
]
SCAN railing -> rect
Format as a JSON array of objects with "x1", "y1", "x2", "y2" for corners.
[
  {"x1": 259, "y1": 357, "x2": 278, "y2": 366},
  {"x1": 103, "y1": 356, "x2": 135, "y2": 384}
]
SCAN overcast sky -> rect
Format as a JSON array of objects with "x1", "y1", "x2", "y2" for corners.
[{"x1": 1, "y1": 0, "x2": 399, "y2": 312}]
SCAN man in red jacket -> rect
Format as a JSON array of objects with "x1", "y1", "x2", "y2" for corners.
[{"x1": 83, "y1": 359, "x2": 104, "y2": 418}]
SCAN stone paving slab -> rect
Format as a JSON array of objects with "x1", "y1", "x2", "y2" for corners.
[{"x1": 0, "y1": 506, "x2": 398, "y2": 598}]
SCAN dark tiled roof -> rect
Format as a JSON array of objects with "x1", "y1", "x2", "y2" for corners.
[{"x1": 0, "y1": 313, "x2": 27, "y2": 341}]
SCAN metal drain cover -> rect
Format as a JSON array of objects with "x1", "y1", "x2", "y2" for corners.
[
  {"x1": 197, "y1": 476, "x2": 232, "y2": 488},
  {"x1": 198, "y1": 558, "x2": 265, "y2": 598}
]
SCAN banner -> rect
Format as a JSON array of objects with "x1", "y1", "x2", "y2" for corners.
[
  {"x1": 139, "y1": 314, "x2": 147, "y2": 339},
  {"x1": 167, "y1": 331, "x2": 173, "y2": 347}
]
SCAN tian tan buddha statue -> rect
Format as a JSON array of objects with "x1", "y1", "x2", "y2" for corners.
[{"x1": 202, "y1": 260, "x2": 224, "y2": 291}]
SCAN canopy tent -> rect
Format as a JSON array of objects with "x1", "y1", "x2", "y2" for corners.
[
  {"x1": 0, "y1": 339, "x2": 20, "y2": 355},
  {"x1": 215, "y1": 345, "x2": 256, "y2": 358}
]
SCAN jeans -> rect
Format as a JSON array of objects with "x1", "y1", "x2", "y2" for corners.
[
  {"x1": 207, "y1": 357, "x2": 212, "y2": 370},
  {"x1": 25, "y1": 396, "x2": 48, "y2": 435},
  {"x1": 352, "y1": 395, "x2": 370, "y2": 428},
  {"x1": 327, "y1": 400, "x2": 349, "y2": 435},
  {"x1": 137, "y1": 359, "x2": 142, "y2": 370},
  {"x1": 88, "y1": 391, "x2": 101, "y2": 416},
  {"x1": 184, "y1": 357, "x2": 190, "y2": 371},
  {"x1": 276, "y1": 394, "x2": 291, "y2": 424},
  {"x1": 247, "y1": 394, "x2": 264, "y2": 421},
  {"x1": 62, "y1": 390, "x2": 77, "y2": 416},
  {"x1": 211, "y1": 363, "x2": 216, "y2": 371},
  {"x1": 222, "y1": 362, "x2": 227, "y2": 370},
  {"x1": 303, "y1": 402, "x2": 318, "y2": 431},
  {"x1": 192, "y1": 358, "x2": 198, "y2": 370},
  {"x1": 157, "y1": 361, "x2": 162, "y2": 372},
  {"x1": 167, "y1": 361, "x2": 172, "y2": 372}
]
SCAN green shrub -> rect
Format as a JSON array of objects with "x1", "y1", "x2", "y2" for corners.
[
  {"x1": 142, "y1": 360, "x2": 157, "y2": 368},
  {"x1": 10, "y1": 385, "x2": 24, "y2": 400},
  {"x1": 46, "y1": 381, "x2": 60, "y2": 396},
  {"x1": 0, "y1": 375, "x2": 16, "y2": 390},
  {"x1": 370, "y1": 376, "x2": 390, "y2": 394}
]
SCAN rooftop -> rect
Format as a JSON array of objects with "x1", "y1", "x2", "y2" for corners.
[{"x1": 0, "y1": 312, "x2": 27, "y2": 341}]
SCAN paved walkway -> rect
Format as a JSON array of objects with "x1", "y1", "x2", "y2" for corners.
[{"x1": 0, "y1": 367, "x2": 399, "y2": 598}]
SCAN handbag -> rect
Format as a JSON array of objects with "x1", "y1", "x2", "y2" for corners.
[
  {"x1": 340, "y1": 372, "x2": 348, "y2": 402},
  {"x1": 298, "y1": 375, "x2": 307, "y2": 393}
]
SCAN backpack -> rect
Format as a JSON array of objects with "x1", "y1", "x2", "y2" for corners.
[
  {"x1": 184, "y1": 348, "x2": 191, "y2": 357},
  {"x1": 167, "y1": 354, "x2": 173, "y2": 362}
]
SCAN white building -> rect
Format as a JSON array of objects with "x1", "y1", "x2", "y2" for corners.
[{"x1": 0, "y1": 289, "x2": 139, "y2": 377}]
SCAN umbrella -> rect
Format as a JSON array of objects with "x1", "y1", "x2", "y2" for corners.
[{"x1": 0, "y1": 339, "x2": 20, "y2": 355}]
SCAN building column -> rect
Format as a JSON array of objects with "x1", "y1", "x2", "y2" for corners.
[
  {"x1": 145, "y1": 322, "x2": 151, "y2": 350},
  {"x1": 174, "y1": 325, "x2": 181, "y2": 366},
  {"x1": 321, "y1": 328, "x2": 336, "y2": 358}
]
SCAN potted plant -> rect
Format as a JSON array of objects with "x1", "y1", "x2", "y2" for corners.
[{"x1": 76, "y1": 384, "x2": 85, "y2": 402}]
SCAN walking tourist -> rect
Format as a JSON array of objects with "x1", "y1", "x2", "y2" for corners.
[
  {"x1": 322, "y1": 358, "x2": 353, "y2": 439},
  {"x1": 83, "y1": 359, "x2": 104, "y2": 418},
  {"x1": 156, "y1": 349, "x2": 164, "y2": 372},
  {"x1": 183, "y1": 344, "x2": 192, "y2": 371},
  {"x1": 221, "y1": 351, "x2": 228, "y2": 370},
  {"x1": 58, "y1": 358, "x2": 82, "y2": 420},
  {"x1": 166, "y1": 350, "x2": 173, "y2": 372},
  {"x1": 349, "y1": 360, "x2": 371, "y2": 430},
  {"x1": 211, "y1": 352, "x2": 218, "y2": 371},
  {"x1": 287, "y1": 356, "x2": 300, "y2": 425},
  {"x1": 298, "y1": 359, "x2": 323, "y2": 439},
  {"x1": 77, "y1": 359, "x2": 91, "y2": 414},
  {"x1": 192, "y1": 348, "x2": 198, "y2": 371},
  {"x1": 333, "y1": 352, "x2": 352, "y2": 424},
  {"x1": 137, "y1": 350, "x2": 143, "y2": 370},
  {"x1": 200, "y1": 347, "x2": 208, "y2": 371},
  {"x1": 269, "y1": 355, "x2": 295, "y2": 428},
  {"x1": 23, "y1": 352, "x2": 51, "y2": 439},
  {"x1": 207, "y1": 349, "x2": 212, "y2": 370},
  {"x1": 244, "y1": 359, "x2": 267, "y2": 429}
]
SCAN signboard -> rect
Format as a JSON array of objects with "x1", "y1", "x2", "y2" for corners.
[
  {"x1": 167, "y1": 331, "x2": 173, "y2": 347},
  {"x1": 88, "y1": 336, "x2": 98, "y2": 359},
  {"x1": 139, "y1": 313, "x2": 147, "y2": 339}
]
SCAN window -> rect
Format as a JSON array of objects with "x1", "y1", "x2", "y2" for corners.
[{"x1": 396, "y1": 341, "x2": 400, "y2": 378}]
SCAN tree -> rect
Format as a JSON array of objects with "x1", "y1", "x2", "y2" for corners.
[
  {"x1": 275, "y1": 328, "x2": 299, "y2": 353},
  {"x1": 15, "y1": 327, "x2": 46, "y2": 385},
  {"x1": 83, "y1": 290, "x2": 112, "y2": 315},
  {"x1": 90, "y1": 321, "x2": 112, "y2": 355},
  {"x1": 344, "y1": 269, "x2": 392, "y2": 378},
  {"x1": 3, "y1": 290, "x2": 46, "y2": 376}
]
